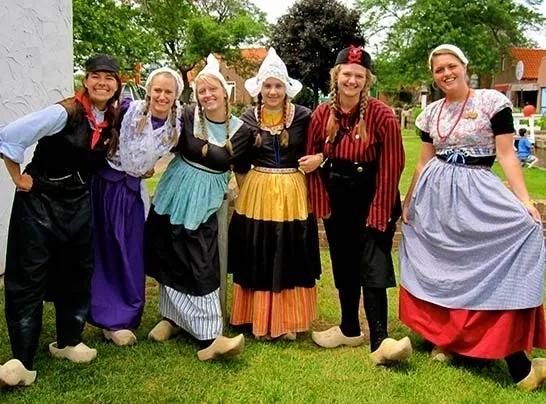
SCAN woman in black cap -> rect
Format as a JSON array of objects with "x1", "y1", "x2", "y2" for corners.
[
  {"x1": 0, "y1": 54, "x2": 121, "y2": 388},
  {"x1": 299, "y1": 45, "x2": 410, "y2": 365}
]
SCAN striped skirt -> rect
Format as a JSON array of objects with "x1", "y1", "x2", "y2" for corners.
[
  {"x1": 159, "y1": 284, "x2": 222, "y2": 340},
  {"x1": 229, "y1": 168, "x2": 321, "y2": 338}
]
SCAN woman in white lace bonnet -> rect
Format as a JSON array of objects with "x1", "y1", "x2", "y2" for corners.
[
  {"x1": 228, "y1": 48, "x2": 321, "y2": 341},
  {"x1": 88, "y1": 67, "x2": 184, "y2": 347}
]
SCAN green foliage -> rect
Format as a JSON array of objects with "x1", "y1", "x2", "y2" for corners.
[
  {"x1": 412, "y1": 107, "x2": 422, "y2": 136},
  {"x1": 73, "y1": 72, "x2": 85, "y2": 92},
  {"x1": 135, "y1": 0, "x2": 268, "y2": 102},
  {"x1": 536, "y1": 114, "x2": 546, "y2": 130},
  {"x1": 73, "y1": 0, "x2": 268, "y2": 102},
  {"x1": 357, "y1": 0, "x2": 546, "y2": 91},
  {"x1": 292, "y1": 87, "x2": 316, "y2": 109},
  {"x1": 270, "y1": 0, "x2": 363, "y2": 107},
  {"x1": 73, "y1": 0, "x2": 162, "y2": 71},
  {"x1": 230, "y1": 102, "x2": 250, "y2": 117}
]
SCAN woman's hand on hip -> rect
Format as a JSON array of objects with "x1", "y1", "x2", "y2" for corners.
[{"x1": 15, "y1": 173, "x2": 33, "y2": 192}]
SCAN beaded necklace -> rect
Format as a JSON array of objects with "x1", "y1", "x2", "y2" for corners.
[{"x1": 436, "y1": 89, "x2": 470, "y2": 140}]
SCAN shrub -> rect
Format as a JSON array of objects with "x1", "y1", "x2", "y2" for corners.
[
  {"x1": 536, "y1": 114, "x2": 546, "y2": 130},
  {"x1": 230, "y1": 102, "x2": 250, "y2": 117}
]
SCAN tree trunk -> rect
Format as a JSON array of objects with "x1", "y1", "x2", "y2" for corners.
[
  {"x1": 313, "y1": 85, "x2": 320, "y2": 109},
  {"x1": 180, "y1": 69, "x2": 193, "y2": 104}
]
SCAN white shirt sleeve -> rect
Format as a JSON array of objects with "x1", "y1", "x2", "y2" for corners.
[{"x1": 0, "y1": 104, "x2": 68, "y2": 163}]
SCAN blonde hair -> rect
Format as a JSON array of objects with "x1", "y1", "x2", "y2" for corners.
[
  {"x1": 430, "y1": 50, "x2": 466, "y2": 70},
  {"x1": 194, "y1": 74, "x2": 233, "y2": 157},
  {"x1": 254, "y1": 93, "x2": 290, "y2": 148},
  {"x1": 135, "y1": 72, "x2": 179, "y2": 147},
  {"x1": 326, "y1": 64, "x2": 376, "y2": 144}
]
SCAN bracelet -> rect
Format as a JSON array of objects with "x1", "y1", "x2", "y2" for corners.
[{"x1": 523, "y1": 200, "x2": 536, "y2": 207}]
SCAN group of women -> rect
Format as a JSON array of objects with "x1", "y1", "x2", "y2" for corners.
[{"x1": 0, "y1": 43, "x2": 545, "y2": 392}]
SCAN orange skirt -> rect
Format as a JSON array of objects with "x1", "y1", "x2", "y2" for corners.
[
  {"x1": 230, "y1": 283, "x2": 317, "y2": 338},
  {"x1": 399, "y1": 287, "x2": 546, "y2": 359}
]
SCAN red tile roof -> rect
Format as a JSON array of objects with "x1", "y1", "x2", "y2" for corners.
[
  {"x1": 187, "y1": 48, "x2": 267, "y2": 80},
  {"x1": 240, "y1": 47, "x2": 267, "y2": 62},
  {"x1": 511, "y1": 48, "x2": 546, "y2": 79}
]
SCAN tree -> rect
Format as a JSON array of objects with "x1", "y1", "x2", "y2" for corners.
[
  {"x1": 73, "y1": 0, "x2": 162, "y2": 71},
  {"x1": 270, "y1": 0, "x2": 364, "y2": 107},
  {"x1": 356, "y1": 0, "x2": 546, "y2": 93},
  {"x1": 73, "y1": 0, "x2": 267, "y2": 101},
  {"x1": 134, "y1": 0, "x2": 268, "y2": 102}
]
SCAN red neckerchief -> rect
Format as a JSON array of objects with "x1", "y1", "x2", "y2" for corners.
[{"x1": 74, "y1": 91, "x2": 110, "y2": 149}]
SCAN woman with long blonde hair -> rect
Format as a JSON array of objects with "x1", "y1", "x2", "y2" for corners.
[
  {"x1": 300, "y1": 45, "x2": 410, "y2": 365},
  {"x1": 145, "y1": 55, "x2": 253, "y2": 361}
]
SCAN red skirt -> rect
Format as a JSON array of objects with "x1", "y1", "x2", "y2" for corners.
[{"x1": 399, "y1": 287, "x2": 546, "y2": 359}]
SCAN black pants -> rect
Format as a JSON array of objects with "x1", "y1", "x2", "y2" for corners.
[
  {"x1": 4, "y1": 184, "x2": 93, "y2": 370},
  {"x1": 320, "y1": 159, "x2": 400, "y2": 352}
]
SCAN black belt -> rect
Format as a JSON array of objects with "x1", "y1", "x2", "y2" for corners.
[
  {"x1": 321, "y1": 158, "x2": 376, "y2": 175},
  {"x1": 436, "y1": 153, "x2": 494, "y2": 167}
]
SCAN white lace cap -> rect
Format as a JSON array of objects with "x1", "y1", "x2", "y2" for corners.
[
  {"x1": 428, "y1": 44, "x2": 469, "y2": 69},
  {"x1": 195, "y1": 54, "x2": 232, "y2": 97},
  {"x1": 145, "y1": 67, "x2": 184, "y2": 98},
  {"x1": 244, "y1": 47, "x2": 302, "y2": 98}
]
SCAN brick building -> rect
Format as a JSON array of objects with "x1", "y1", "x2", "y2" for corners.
[{"x1": 492, "y1": 48, "x2": 546, "y2": 111}]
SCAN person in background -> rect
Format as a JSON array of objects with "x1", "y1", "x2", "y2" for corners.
[
  {"x1": 228, "y1": 48, "x2": 321, "y2": 341},
  {"x1": 0, "y1": 54, "x2": 120, "y2": 387},
  {"x1": 300, "y1": 44, "x2": 411, "y2": 365},
  {"x1": 517, "y1": 127, "x2": 539, "y2": 168},
  {"x1": 400, "y1": 44, "x2": 546, "y2": 391},
  {"x1": 145, "y1": 54, "x2": 254, "y2": 361},
  {"x1": 87, "y1": 67, "x2": 184, "y2": 346}
]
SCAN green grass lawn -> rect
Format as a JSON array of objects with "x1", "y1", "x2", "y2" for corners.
[{"x1": 1, "y1": 253, "x2": 546, "y2": 403}]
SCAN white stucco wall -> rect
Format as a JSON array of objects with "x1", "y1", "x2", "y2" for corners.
[{"x1": 0, "y1": 0, "x2": 73, "y2": 275}]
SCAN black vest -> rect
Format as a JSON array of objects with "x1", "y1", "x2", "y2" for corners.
[{"x1": 25, "y1": 100, "x2": 113, "y2": 181}]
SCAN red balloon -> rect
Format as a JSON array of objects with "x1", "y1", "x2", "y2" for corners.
[{"x1": 523, "y1": 105, "x2": 536, "y2": 117}]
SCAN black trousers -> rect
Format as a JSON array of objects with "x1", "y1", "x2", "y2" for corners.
[
  {"x1": 320, "y1": 158, "x2": 400, "y2": 351},
  {"x1": 4, "y1": 181, "x2": 93, "y2": 370}
]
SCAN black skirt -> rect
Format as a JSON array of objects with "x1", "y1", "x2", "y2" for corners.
[{"x1": 145, "y1": 207, "x2": 220, "y2": 296}]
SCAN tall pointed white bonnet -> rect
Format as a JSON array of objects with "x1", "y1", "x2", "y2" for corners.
[
  {"x1": 195, "y1": 54, "x2": 232, "y2": 97},
  {"x1": 245, "y1": 47, "x2": 303, "y2": 98}
]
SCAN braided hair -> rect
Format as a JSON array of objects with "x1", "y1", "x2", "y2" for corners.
[
  {"x1": 136, "y1": 95, "x2": 151, "y2": 133},
  {"x1": 194, "y1": 74, "x2": 233, "y2": 157},
  {"x1": 255, "y1": 93, "x2": 290, "y2": 148},
  {"x1": 136, "y1": 72, "x2": 180, "y2": 146},
  {"x1": 326, "y1": 65, "x2": 375, "y2": 145}
]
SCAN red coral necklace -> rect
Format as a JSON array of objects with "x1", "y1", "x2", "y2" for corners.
[{"x1": 436, "y1": 89, "x2": 471, "y2": 140}]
